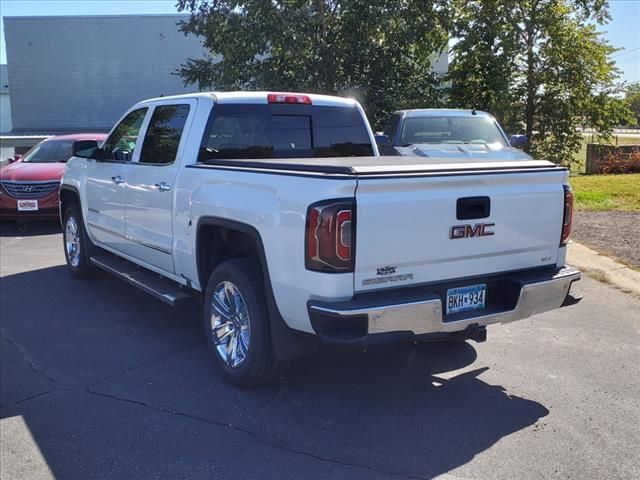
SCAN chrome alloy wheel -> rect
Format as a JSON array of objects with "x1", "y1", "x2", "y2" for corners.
[
  {"x1": 210, "y1": 281, "x2": 251, "y2": 368},
  {"x1": 65, "y1": 215, "x2": 81, "y2": 268}
]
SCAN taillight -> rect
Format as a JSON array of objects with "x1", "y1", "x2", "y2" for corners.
[
  {"x1": 560, "y1": 185, "x2": 574, "y2": 246},
  {"x1": 267, "y1": 93, "x2": 312, "y2": 105},
  {"x1": 305, "y1": 199, "x2": 355, "y2": 272}
]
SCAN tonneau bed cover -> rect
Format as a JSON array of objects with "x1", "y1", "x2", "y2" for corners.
[{"x1": 192, "y1": 156, "x2": 561, "y2": 177}]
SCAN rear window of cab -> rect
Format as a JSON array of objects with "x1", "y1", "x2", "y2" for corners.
[{"x1": 199, "y1": 104, "x2": 373, "y2": 160}]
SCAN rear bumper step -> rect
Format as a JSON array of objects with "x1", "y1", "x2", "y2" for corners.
[{"x1": 308, "y1": 266, "x2": 581, "y2": 345}]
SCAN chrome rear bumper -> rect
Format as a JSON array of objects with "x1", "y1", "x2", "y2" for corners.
[{"x1": 308, "y1": 267, "x2": 581, "y2": 344}]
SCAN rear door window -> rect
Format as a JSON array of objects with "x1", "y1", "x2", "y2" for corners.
[
  {"x1": 139, "y1": 104, "x2": 191, "y2": 165},
  {"x1": 200, "y1": 104, "x2": 373, "y2": 160}
]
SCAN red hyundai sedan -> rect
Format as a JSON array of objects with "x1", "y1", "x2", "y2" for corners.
[{"x1": 0, "y1": 133, "x2": 107, "y2": 221}]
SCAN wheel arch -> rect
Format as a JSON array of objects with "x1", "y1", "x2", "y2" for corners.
[
  {"x1": 59, "y1": 185, "x2": 81, "y2": 227},
  {"x1": 196, "y1": 216, "x2": 317, "y2": 360}
]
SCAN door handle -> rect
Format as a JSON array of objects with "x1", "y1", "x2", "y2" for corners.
[
  {"x1": 155, "y1": 181, "x2": 172, "y2": 192},
  {"x1": 111, "y1": 175, "x2": 124, "y2": 185}
]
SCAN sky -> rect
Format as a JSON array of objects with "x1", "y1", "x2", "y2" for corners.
[{"x1": 0, "y1": 0, "x2": 639, "y2": 84}]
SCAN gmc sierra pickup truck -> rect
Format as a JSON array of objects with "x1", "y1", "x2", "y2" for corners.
[{"x1": 60, "y1": 92, "x2": 581, "y2": 386}]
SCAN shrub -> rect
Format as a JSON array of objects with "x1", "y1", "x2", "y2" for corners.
[{"x1": 600, "y1": 149, "x2": 640, "y2": 174}]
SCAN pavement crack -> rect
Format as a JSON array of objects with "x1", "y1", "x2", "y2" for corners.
[
  {"x1": 83, "y1": 387, "x2": 428, "y2": 480},
  {"x1": 0, "y1": 333, "x2": 59, "y2": 385},
  {"x1": 0, "y1": 388, "x2": 63, "y2": 409},
  {"x1": 85, "y1": 341, "x2": 203, "y2": 389},
  {"x1": 84, "y1": 389, "x2": 148, "y2": 407}
]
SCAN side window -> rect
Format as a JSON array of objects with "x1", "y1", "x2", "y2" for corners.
[
  {"x1": 139, "y1": 104, "x2": 190, "y2": 165},
  {"x1": 103, "y1": 108, "x2": 148, "y2": 161}
]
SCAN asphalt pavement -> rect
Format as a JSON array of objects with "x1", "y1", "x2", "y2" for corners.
[{"x1": 1, "y1": 222, "x2": 639, "y2": 480}]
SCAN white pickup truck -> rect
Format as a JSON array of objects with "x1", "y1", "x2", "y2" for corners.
[{"x1": 60, "y1": 92, "x2": 581, "y2": 385}]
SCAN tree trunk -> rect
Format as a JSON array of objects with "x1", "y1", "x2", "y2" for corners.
[
  {"x1": 523, "y1": 0, "x2": 542, "y2": 154},
  {"x1": 524, "y1": 32, "x2": 535, "y2": 153},
  {"x1": 315, "y1": 0, "x2": 331, "y2": 90}
]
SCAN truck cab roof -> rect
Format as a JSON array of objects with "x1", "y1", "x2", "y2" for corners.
[{"x1": 138, "y1": 91, "x2": 359, "y2": 108}]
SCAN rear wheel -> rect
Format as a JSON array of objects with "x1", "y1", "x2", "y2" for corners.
[
  {"x1": 63, "y1": 204, "x2": 95, "y2": 277},
  {"x1": 204, "y1": 258, "x2": 287, "y2": 386}
]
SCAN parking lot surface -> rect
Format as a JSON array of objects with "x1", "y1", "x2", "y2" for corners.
[{"x1": 1, "y1": 222, "x2": 639, "y2": 480}]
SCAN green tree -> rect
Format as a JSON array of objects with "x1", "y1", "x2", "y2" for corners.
[
  {"x1": 448, "y1": 0, "x2": 632, "y2": 166},
  {"x1": 175, "y1": 0, "x2": 452, "y2": 128},
  {"x1": 624, "y1": 83, "x2": 640, "y2": 126},
  {"x1": 447, "y1": 1, "x2": 519, "y2": 128}
]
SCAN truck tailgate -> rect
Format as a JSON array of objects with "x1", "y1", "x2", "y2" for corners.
[{"x1": 354, "y1": 166, "x2": 567, "y2": 292}]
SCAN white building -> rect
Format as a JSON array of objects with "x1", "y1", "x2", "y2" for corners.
[
  {"x1": 2, "y1": 14, "x2": 448, "y2": 136},
  {"x1": 0, "y1": 65, "x2": 11, "y2": 133},
  {"x1": 3, "y1": 14, "x2": 209, "y2": 134}
]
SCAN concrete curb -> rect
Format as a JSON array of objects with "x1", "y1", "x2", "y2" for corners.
[{"x1": 567, "y1": 241, "x2": 640, "y2": 296}]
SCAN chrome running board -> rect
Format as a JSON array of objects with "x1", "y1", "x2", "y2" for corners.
[{"x1": 90, "y1": 254, "x2": 194, "y2": 307}]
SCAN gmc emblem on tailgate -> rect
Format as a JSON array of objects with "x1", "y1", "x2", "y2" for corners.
[{"x1": 450, "y1": 223, "x2": 495, "y2": 239}]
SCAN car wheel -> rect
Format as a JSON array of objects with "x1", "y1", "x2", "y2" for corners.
[
  {"x1": 63, "y1": 204, "x2": 95, "y2": 278},
  {"x1": 204, "y1": 258, "x2": 287, "y2": 386}
]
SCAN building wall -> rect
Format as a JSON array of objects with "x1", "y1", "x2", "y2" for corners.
[
  {"x1": 431, "y1": 50, "x2": 449, "y2": 76},
  {"x1": 0, "y1": 65, "x2": 12, "y2": 133},
  {"x1": 3, "y1": 14, "x2": 449, "y2": 134},
  {"x1": 4, "y1": 15, "x2": 208, "y2": 133}
]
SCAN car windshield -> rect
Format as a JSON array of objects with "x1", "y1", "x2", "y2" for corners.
[
  {"x1": 23, "y1": 139, "x2": 75, "y2": 163},
  {"x1": 400, "y1": 116, "x2": 507, "y2": 147}
]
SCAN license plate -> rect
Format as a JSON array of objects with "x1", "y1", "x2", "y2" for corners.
[
  {"x1": 446, "y1": 284, "x2": 486, "y2": 315},
  {"x1": 17, "y1": 200, "x2": 38, "y2": 211}
]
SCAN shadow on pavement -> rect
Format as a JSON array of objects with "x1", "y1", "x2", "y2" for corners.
[
  {"x1": 0, "y1": 219, "x2": 61, "y2": 237},
  {"x1": 1, "y1": 264, "x2": 549, "y2": 479}
]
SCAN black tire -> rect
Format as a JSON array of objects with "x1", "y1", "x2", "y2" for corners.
[
  {"x1": 62, "y1": 204, "x2": 95, "y2": 278},
  {"x1": 203, "y1": 258, "x2": 287, "y2": 386}
]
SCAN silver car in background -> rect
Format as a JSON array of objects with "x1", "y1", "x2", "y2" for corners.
[{"x1": 375, "y1": 109, "x2": 531, "y2": 161}]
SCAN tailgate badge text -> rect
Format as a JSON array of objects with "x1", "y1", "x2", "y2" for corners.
[
  {"x1": 376, "y1": 265, "x2": 397, "y2": 276},
  {"x1": 450, "y1": 223, "x2": 495, "y2": 239}
]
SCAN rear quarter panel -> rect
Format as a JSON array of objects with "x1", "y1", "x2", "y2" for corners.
[{"x1": 176, "y1": 167, "x2": 357, "y2": 333}]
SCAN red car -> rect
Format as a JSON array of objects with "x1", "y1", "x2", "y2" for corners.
[{"x1": 0, "y1": 133, "x2": 107, "y2": 221}]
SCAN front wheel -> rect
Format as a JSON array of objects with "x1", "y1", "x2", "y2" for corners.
[
  {"x1": 204, "y1": 258, "x2": 287, "y2": 386},
  {"x1": 63, "y1": 205, "x2": 94, "y2": 278}
]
